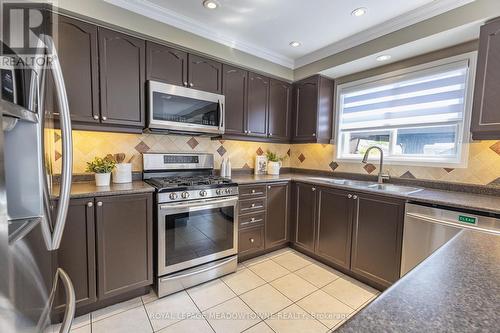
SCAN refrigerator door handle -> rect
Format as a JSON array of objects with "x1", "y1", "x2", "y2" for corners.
[
  {"x1": 38, "y1": 34, "x2": 73, "y2": 250},
  {"x1": 56, "y1": 268, "x2": 76, "y2": 333}
]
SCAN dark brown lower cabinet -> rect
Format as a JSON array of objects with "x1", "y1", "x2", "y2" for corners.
[
  {"x1": 315, "y1": 187, "x2": 353, "y2": 270},
  {"x1": 293, "y1": 183, "x2": 317, "y2": 253},
  {"x1": 265, "y1": 183, "x2": 289, "y2": 248},
  {"x1": 239, "y1": 225, "x2": 265, "y2": 257},
  {"x1": 53, "y1": 198, "x2": 96, "y2": 312},
  {"x1": 95, "y1": 193, "x2": 153, "y2": 300},
  {"x1": 350, "y1": 193, "x2": 405, "y2": 288},
  {"x1": 55, "y1": 193, "x2": 153, "y2": 313}
]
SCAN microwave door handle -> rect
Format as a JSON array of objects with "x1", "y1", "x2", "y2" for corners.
[
  {"x1": 40, "y1": 34, "x2": 73, "y2": 250},
  {"x1": 219, "y1": 101, "x2": 224, "y2": 130}
]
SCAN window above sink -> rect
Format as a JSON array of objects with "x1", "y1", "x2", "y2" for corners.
[{"x1": 334, "y1": 52, "x2": 477, "y2": 168}]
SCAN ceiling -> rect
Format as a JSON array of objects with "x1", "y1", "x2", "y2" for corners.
[{"x1": 106, "y1": 0, "x2": 475, "y2": 69}]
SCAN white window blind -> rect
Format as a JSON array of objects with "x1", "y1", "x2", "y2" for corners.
[{"x1": 336, "y1": 54, "x2": 476, "y2": 167}]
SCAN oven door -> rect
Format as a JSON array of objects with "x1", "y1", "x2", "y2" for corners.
[
  {"x1": 148, "y1": 81, "x2": 225, "y2": 135},
  {"x1": 158, "y1": 196, "x2": 238, "y2": 276}
]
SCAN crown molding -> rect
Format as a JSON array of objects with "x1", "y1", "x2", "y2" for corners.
[
  {"x1": 104, "y1": 0, "x2": 295, "y2": 68},
  {"x1": 294, "y1": 0, "x2": 476, "y2": 68},
  {"x1": 105, "y1": 0, "x2": 474, "y2": 70}
]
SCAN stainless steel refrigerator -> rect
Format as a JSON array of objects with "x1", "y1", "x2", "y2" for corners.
[{"x1": 0, "y1": 12, "x2": 76, "y2": 333}]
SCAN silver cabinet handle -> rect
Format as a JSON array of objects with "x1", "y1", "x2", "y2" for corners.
[
  {"x1": 249, "y1": 238, "x2": 255, "y2": 243},
  {"x1": 268, "y1": 186, "x2": 271, "y2": 189},
  {"x1": 183, "y1": 81, "x2": 188, "y2": 86},
  {"x1": 101, "y1": 116, "x2": 107, "y2": 121},
  {"x1": 93, "y1": 115, "x2": 99, "y2": 120},
  {"x1": 348, "y1": 194, "x2": 353, "y2": 198},
  {"x1": 57, "y1": 268, "x2": 76, "y2": 333},
  {"x1": 269, "y1": 133, "x2": 273, "y2": 136},
  {"x1": 97, "y1": 201, "x2": 103, "y2": 207},
  {"x1": 312, "y1": 133, "x2": 316, "y2": 137},
  {"x1": 189, "y1": 82, "x2": 194, "y2": 87},
  {"x1": 251, "y1": 189, "x2": 256, "y2": 194},
  {"x1": 37, "y1": 34, "x2": 73, "y2": 251},
  {"x1": 251, "y1": 203, "x2": 255, "y2": 207},
  {"x1": 87, "y1": 202, "x2": 93, "y2": 207},
  {"x1": 312, "y1": 187, "x2": 316, "y2": 191},
  {"x1": 353, "y1": 195, "x2": 358, "y2": 200},
  {"x1": 248, "y1": 130, "x2": 252, "y2": 134}
]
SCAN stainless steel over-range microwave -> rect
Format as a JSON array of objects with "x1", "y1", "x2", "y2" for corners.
[{"x1": 147, "y1": 80, "x2": 225, "y2": 135}]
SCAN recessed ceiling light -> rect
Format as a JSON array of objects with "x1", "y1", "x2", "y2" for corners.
[
  {"x1": 203, "y1": 0, "x2": 219, "y2": 9},
  {"x1": 376, "y1": 55, "x2": 392, "y2": 62},
  {"x1": 351, "y1": 7, "x2": 367, "y2": 17},
  {"x1": 289, "y1": 41, "x2": 301, "y2": 47}
]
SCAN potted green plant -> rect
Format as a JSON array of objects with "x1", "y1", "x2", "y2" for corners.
[
  {"x1": 265, "y1": 150, "x2": 286, "y2": 175},
  {"x1": 86, "y1": 156, "x2": 116, "y2": 186}
]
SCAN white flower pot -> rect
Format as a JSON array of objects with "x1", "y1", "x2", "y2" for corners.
[
  {"x1": 95, "y1": 173, "x2": 111, "y2": 187},
  {"x1": 267, "y1": 161, "x2": 281, "y2": 175}
]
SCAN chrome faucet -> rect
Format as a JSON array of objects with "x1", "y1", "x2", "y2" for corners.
[{"x1": 362, "y1": 146, "x2": 390, "y2": 184}]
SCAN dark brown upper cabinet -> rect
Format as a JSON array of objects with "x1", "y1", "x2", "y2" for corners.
[
  {"x1": 268, "y1": 79, "x2": 292, "y2": 141},
  {"x1": 223, "y1": 65, "x2": 247, "y2": 135},
  {"x1": 293, "y1": 182, "x2": 317, "y2": 253},
  {"x1": 98, "y1": 27, "x2": 145, "y2": 128},
  {"x1": 188, "y1": 54, "x2": 222, "y2": 94},
  {"x1": 95, "y1": 193, "x2": 153, "y2": 300},
  {"x1": 316, "y1": 187, "x2": 353, "y2": 270},
  {"x1": 292, "y1": 75, "x2": 334, "y2": 143},
  {"x1": 53, "y1": 198, "x2": 96, "y2": 312},
  {"x1": 47, "y1": 15, "x2": 99, "y2": 124},
  {"x1": 146, "y1": 41, "x2": 188, "y2": 87},
  {"x1": 471, "y1": 18, "x2": 500, "y2": 139},
  {"x1": 350, "y1": 193, "x2": 404, "y2": 289},
  {"x1": 265, "y1": 182, "x2": 289, "y2": 248},
  {"x1": 246, "y1": 72, "x2": 270, "y2": 137}
]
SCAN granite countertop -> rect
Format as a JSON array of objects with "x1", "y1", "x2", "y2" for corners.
[
  {"x1": 336, "y1": 230, "x2": 500, "y2": 332},
  {"x1": 52, "y1": 180, "x2": 155, "y2": 199},
  {"x1": 231, "y1": 173, "x2": 500, "y2": 215}
]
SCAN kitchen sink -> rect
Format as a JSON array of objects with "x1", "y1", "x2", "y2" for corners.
[
  {"x1": 367, "y1": 183, "x2": 423, "y2": 195},
  {"x1": 311, "y1": 178, "x2": 374, "y2": 187}
]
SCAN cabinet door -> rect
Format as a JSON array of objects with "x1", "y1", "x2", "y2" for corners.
[
  {"x1": 239, "y1": 225, "x2": 265, "y2": 258},
  {"x1": 265, "y1": 183, "x2": 289, "y2": 248},
  {"x1": 293, "y1": 77, "x2": 318, "y2": 140},
  {"x1": 268, "y1": 79, "x2": 291, "y2": 141},
  {"x1": 146, "y1": 41, "x2": 187, "y2": 86},
  {"x1": 223, "y1": 65, "x2": 247, "y2": 135},
  {"x1": 294, "y1": 182, "x2": 317, "y2": 252},
  {"x1": 188, "y1": 54, "x2": 222, "y2": 93},
  {"x1": 99, "y1": 28, "x2": 145, "y2": 127},
  {"x1": 316, "y1": 188, "x2": 353, "y2": 269},
  {"x1": 48, "y1": 15, "x2": 99, "y2": 124},
  {"x1": 351, "y1": 194, "x2": 404, "y2": 288},
  {"x1": 247, "y1": 72, "x2": 269, "y2": 137},
  {"x1": 95, "y1": 193, "x2": 153, "y2": 299},
  {"x1": 471, "y1": 19, "x2": 500, "y2": 139},
  {"x1": 53, "y1": 198, "x2": 96, "y2": 311}
]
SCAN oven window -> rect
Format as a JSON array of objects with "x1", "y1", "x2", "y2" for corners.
[
  {"x1": 153, "y1": 91, "x2": 220, "y2": 126},
  {"x1": 164, "y1": 206, "x2": 234, "y2": 267}
]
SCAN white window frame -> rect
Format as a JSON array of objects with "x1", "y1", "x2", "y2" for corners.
[{"x1": 333, "y1": 52, "x2": 477, "y2": 168}]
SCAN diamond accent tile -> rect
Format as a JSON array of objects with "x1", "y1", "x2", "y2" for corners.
[
  {"x1": 329, "y1": 161, "x2": 339, "y2": 171},
  {"x1": 242, "y1": 163, "x2": 251, "y2": 169},
  {"x1": 219, "y1": 140, "x2": 225, "y2": 144},
  {"x1": 187, "y1": 137, "x2": 199, "y2": 149},
  {"x1": 363, "y1": 163, "x2": 376, "y2": 174},
  {"x1": 217, "y1": 145, "x2": 227, "y2": 156},
  {"x1": 488, "y1": 177, "x2": 500, "y2": 187},
  {"x1": 400, "y1": 171, "x2": 416, "y2": 179},
  {"x1": 287, "y1": 149, "x2": 291, "y2": 157},
  {"x1": 54, "y1": 132, "x2": 61, "y2": 142},
  {"x1": 489, "y1": 141, "x2": 500, "y2": 155},
  {"x1": 444, "y1": 168, "x2": 455, "y2": 173},
  {"x1": 54, "y1": 151, "x2": 62, "y2": 161},
  {"x1": 134, "y1": 141, "x2": 150, "y2": 153},
  {"x1": 256, "y1": 147, "x2": 264, "y2": 156},
  {"x1": 298, "y1": 153, "x2": 306, "y2": 163}
]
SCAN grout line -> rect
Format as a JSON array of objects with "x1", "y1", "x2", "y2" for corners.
[
  {"x1": 184, "y1": 289, "x2": 217, "y2": 333},
  {"x1": 141, "y1": 295, "x2": 155, "y2": 333}
]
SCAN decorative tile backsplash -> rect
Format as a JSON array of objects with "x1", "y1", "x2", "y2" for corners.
[{"x1": 51, "y1": 130, "x2": 500, "y2": 186}]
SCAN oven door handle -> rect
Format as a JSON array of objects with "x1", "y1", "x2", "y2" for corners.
[
  {"x1": 159, "y1": 196, "x2": 237, "y2": 211},
  {"x1": 159, "y1": 256, "x2": 237, "y2": 282}
]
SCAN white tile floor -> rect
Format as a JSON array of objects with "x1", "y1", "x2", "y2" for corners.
[{"x1": 67, "y1": 248, "x2": 379, "y2": 333}]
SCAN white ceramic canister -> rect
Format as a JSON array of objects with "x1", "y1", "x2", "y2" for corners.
[
  {"x1": 267, "y1": 161, "x2": 281, "y2": 175},
  {"x1": 112, "y1": 163, "x2": 132, "y2": 183},
  {"x1": 95, "y1": 173, "x2": 111, "y2": 186}
]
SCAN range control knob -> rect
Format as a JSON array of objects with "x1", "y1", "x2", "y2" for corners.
[
  {"x1": 225, "y1": 188, "x2": 231, "y2": 194},
  {"x1": 169, "y1": 192, "x2": 178, "y2": 200},
  {"x1": 199, "y1": 190, "x2": 207, "y2": 197},
  {"x1": 181, "y1": 191, "x2": 190, "y2": 199},
  {"x1": 216, "y1": 189, "x2": 222, "y2": 195}
]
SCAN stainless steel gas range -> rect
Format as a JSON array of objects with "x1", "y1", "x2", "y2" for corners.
[{"x1": 143, "y1": 153, "x2": 238, "y2": 297}]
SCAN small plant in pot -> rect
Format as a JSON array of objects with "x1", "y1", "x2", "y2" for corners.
[
  {"x1": 265, "y1": 151, "x2": 286, "y2": 175},
  {"x1": 86, "y1": 156, "x2": 116, "y2": 187}
]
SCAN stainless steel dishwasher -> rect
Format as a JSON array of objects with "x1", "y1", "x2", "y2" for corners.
[{"x1": 401, "y1": 203, "x2": 500, "y2": 276}]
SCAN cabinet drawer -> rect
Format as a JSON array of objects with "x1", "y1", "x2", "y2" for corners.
[
  {"x1": 239, "y1": 197, "x2": 266, "y2": 214},
  {"x1": 239, "y1": 226, "x2": 264, "y2": 255},
  {"x1": 239, "y1": 212, "x2": 265, "y2": 228},
  {"x1": 239, "y1": 184, "x2": 267, "y2": 199}
]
